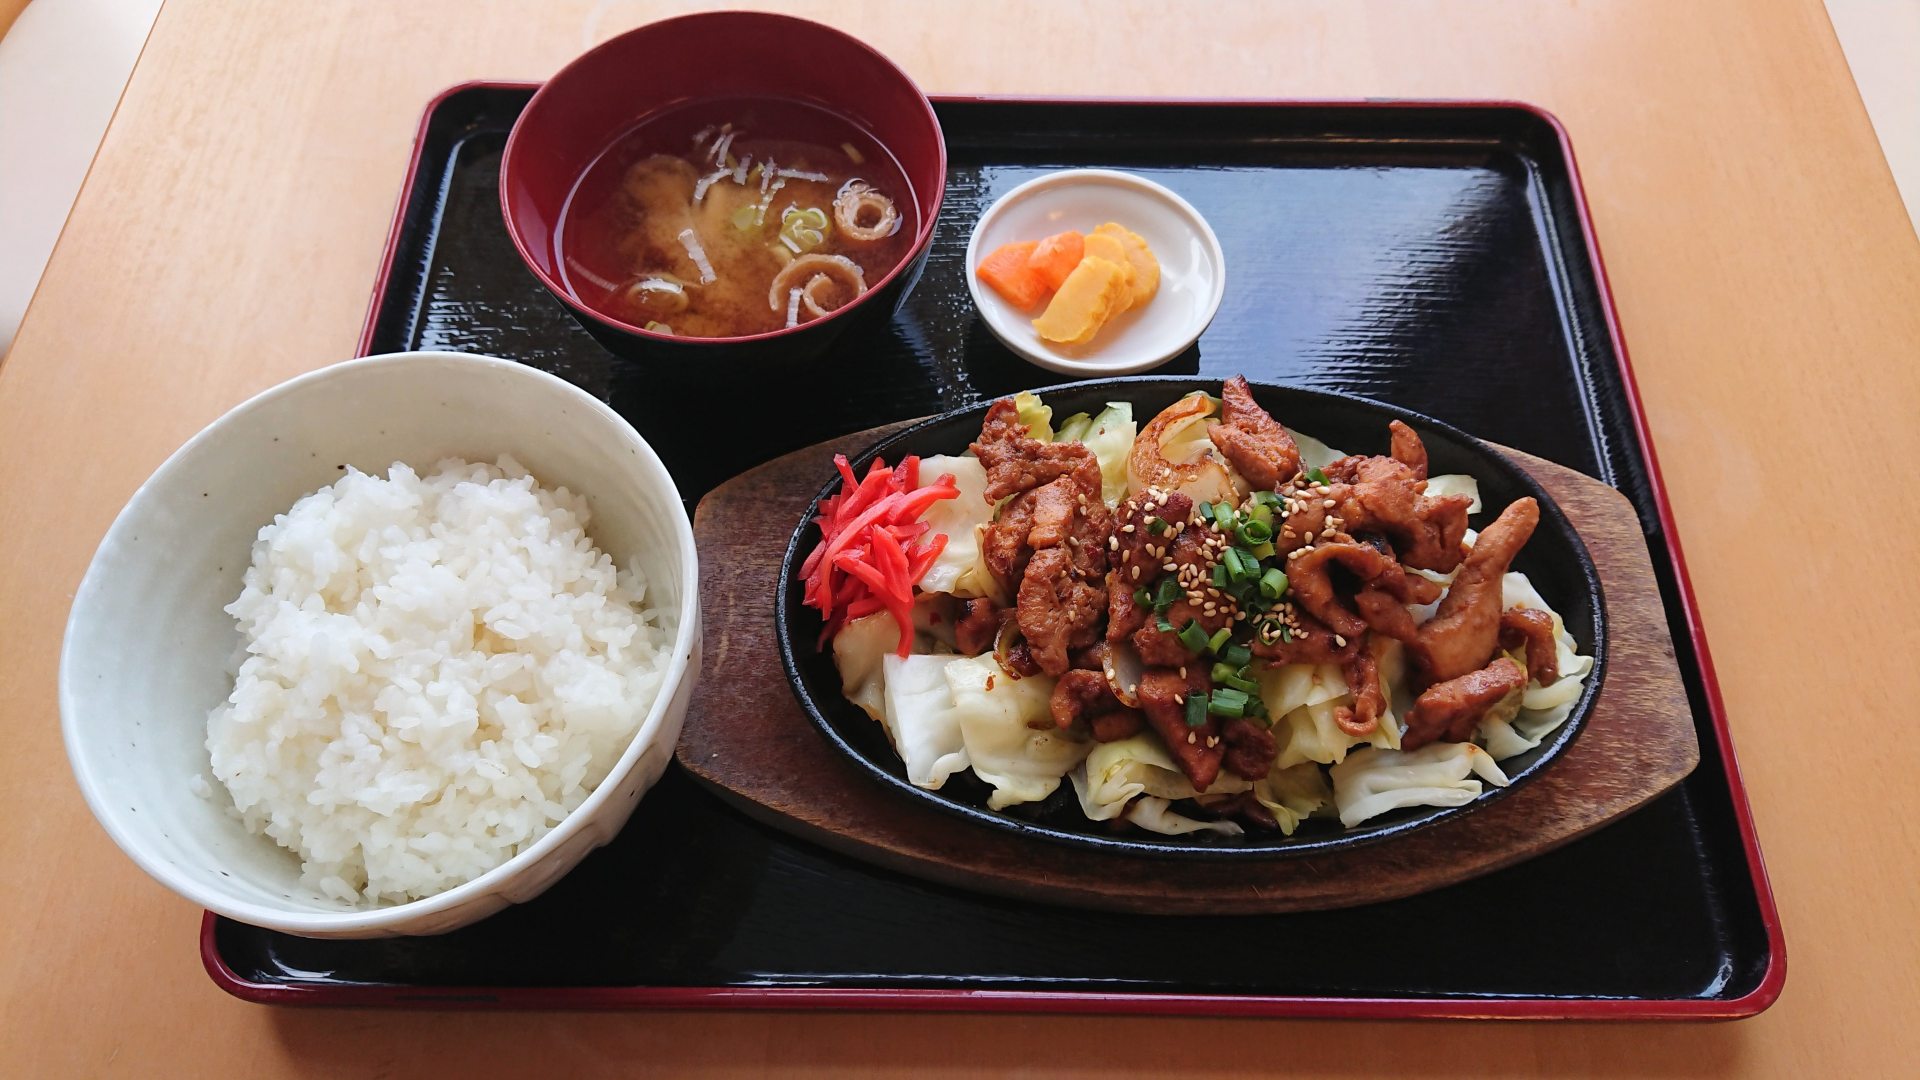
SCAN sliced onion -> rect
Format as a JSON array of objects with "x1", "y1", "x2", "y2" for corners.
[
  {"x1": 623, "y1": 275, "x2": 689, "y2": 316},
  {"x1": 766, "y1": 253, "x2": 865, "y2": 315},
  {"x1": 993, "y1": 617, "x2": 1024, "y2": 679},
  {"x1": 677, "y1": 227, "x2": 716, "y2": 285},
  {"x1": 1102, "y1": 639, "x2": 1146, "y2": 708},
  {"x1": 784, "y1": 287, "x2": 803, "y2": 329},
  {"x1": 1128, "y1": 392, "x2": 1235, "y2": 504},
  {"x1": 833, "y1": 180, "x2": 901, "y2": 242},
  {"x1": 777, "y1": 168, "x2": 831, "y2": 182}
]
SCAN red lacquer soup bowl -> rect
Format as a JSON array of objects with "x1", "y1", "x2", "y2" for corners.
[{"x1": 500, "y1": 11, "x2": 946, "y2": 368}]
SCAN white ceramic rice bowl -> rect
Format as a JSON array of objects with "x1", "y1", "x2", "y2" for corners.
[{"x1": 59, "y1": 351, "x2": 701, "y2": 938}]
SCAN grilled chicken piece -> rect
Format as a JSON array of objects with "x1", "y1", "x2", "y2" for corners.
[
  {"x1": 1353, "y1": 586, "x2": 1421, "y2": 643},
  {"x1": 970, "y1": 398, "x2": 1104, "y2": 502},
  {"x1": 1285, "y1": 541, "x2": 1443, "y2": 640},
  {"x1": 1050, "y1": 668, "x2": 1114, "y2": 728},
  {"x1": 1404, "y1": 656, "x2": 1528, "y2": 750},
  {"x1": 1324, "y1": 449, "x2": 1472, "y2": 572},
  {"x1": 1409, "y1": 498, "x2": 1540, "y2": 683},
  {"x1": 1089, "y1": 710, "x2": 1146, "y2": 742},
  {"x1": 1110, "y1": 490, "x2": 1193, "y2": 579},
  {"x1": 1208, "y1": 375, "x2": 1301, "y2": 491},
  {"x1": 954, "y1": 597, "x2": 1007, "y2": 656},
  {"x1": 1499, "y1": 607, "x2": 1560, "y2": 685},
  {"x1": 1334, "y1": 645, "x2": 1386, "y2": 736},
  {"x1": 1250, "y1": 608, "x2": 1367, "y2": 665},
  {"x1": 1015, "y1": 547, "x2": 1105, "y2": 676},
  {"x1": 1387, "y1": 419, "x2": 1428, "y2": 480},
  {"x1": 1050, "y1": 666, "x2": 1146, "y2": 741},
  {"x1": 982, "y1": 488, "x2": 1037, "y2": 587},
  {"x1": 1137, "y1": 666, "x2": 1222, "y2": 790},
  {"x1": 1221, "y1": 716, "x2": 1278, "y2": 780}
]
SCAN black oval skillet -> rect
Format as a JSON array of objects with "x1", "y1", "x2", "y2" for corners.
[{"x1": 776, "y1": 377, "x2": 1606, "y2": 859}]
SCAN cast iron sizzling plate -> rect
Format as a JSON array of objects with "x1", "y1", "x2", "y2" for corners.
[
  {"x1": 203, "y1": 85, "x2": 1782, "y2": 1018},
  {"x1": 777, "y1": 377, "x2": 1606, "y2": 857}
]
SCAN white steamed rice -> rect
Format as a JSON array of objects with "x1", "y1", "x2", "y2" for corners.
[{"x1": 205, "y1": 455, "x2": 670, "y2": 905}]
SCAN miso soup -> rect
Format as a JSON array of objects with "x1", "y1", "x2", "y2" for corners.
[{"x1": 558, "y1": 97, "x2": 919, "y2": 338}]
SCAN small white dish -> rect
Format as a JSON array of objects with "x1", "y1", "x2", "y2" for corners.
[
  {"x1": 59, "y1": 351, "x2": 701, "y2": 938},
  {"x1": 964, "y1": 168, "x2": 1226, "y2": 376}
]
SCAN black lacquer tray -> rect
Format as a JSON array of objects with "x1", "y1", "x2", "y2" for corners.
[{"x1": 204, "y1": 84, "x2": 1782, "y2": 1018}]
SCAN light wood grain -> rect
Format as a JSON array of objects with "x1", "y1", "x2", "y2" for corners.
[
  {"x1": 682, "y1": 422, "x2": 1698, "y2": 915},
  {"x1": 3, "y1": 0, "x2": 1918, "y2": 1075}
]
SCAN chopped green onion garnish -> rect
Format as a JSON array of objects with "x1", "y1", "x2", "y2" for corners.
[
  {"x1": 1177, "y1": 620, "x2": 1212, "y2": 653},
  {"x1": 1222, "y1": 644, "x2": 1252, "y2": 669},
  {"x1": 1207, "y1": 627, "x2": 1233, "y2": 654},
  {"x1": 1185, "y1": 693, "x2": 1209, "y2": 727},
  {"x1": 1196, "y1": 501, "x2": 1215, "y2": 523},
  {"x1": 1255, "y1": 491, "x2": 1285, "y2": 509},
  {"x1": 1207, "y1": 688, "x2": 1249, "y2": 718},
  {"x1": 1224, "y1": 548, "x2": 1257, "y2": 582},
  {"x1": 1158, "y1": 617, "x2": 1176, "y2": 634},
  {"x1": 1212, "y1": 501, "x2": 1235, "y2": 526},
  {"x1": 1250, "y1": 541, "x2": 1276, "y2": 560},
  {"x1": 1133, "y1": 587, "x2": 1151, "y2": 607},
  {"x1": 1305, "y1": 466, "x2": 1329, "y2": 485},
  {"x1": 1240, "y1": 519, "x2": 1273, "y2": 544},
  {"x1": 1147, "y1": 516, "x2": 1169, "y2": 535},
  {"x1": 1248, "y1": 501, "x2": 1274, "y2": 526},
  {"x1": 1222, "y1": 672, "x2": 1260, "y2": 694},
  {"x1": 1280, "y1": 625, "x2": 1293, "y2": 642},
  {"x1": 1211, "y1": 662, "x2": 1238, "y2": 684},
  {"x1": 1259, "y1": 568, "x2": 1289, "y2": 600},
  {"x1": 1152, "y1": 576, "x2": 1181, "y2": 611},
  {"x1": 1211, "y1": 563, "x2": 1229, "y2": 588}
]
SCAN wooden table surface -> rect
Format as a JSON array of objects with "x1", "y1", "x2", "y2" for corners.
[{"x1": 4, "y1": 0, "x2": 1917, "y2": 1075}]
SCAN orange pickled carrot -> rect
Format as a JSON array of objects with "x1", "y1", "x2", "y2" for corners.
[
  {"x1": 975, "y1": 239, "x2": 1048, "y2": 309},
  {"x1": 1026, "y1": 231, "x2": 1086, "y2": 291}
]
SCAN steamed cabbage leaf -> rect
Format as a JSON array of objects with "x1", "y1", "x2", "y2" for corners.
[
  {"x1": 1259, "y1": 662, "x2": 1399, "y2": 768},
  {"x1": 832, "y1": 611, "x2": 900, "y2": 722},
  {"x1": 1013, "y1": 391, "x2": 1053, "y2": 441},
  {"x1": 944, "y1": 655, "x2": 1088, "y2": 810},
  {"x1": 1424, "y1": 472, "x2": 1482, "y2": 513},
  {"x1": 1071, "y1": 733, "x2": 1249, "y2": 821},
  {"x1": 1474, "y1": 570, "x2": 1595, "y2": 759},
  {"x1": 1253, "y1": 762, "x2": 1335, "y2": 834},
  {"x1": 1080, "y1": 402, "x2": 1136, "y2": 506},
  {"x1": 1329, "y1": 742, "x2": 1510, "y2": 827},
  {"x1": 914, "y1": 454, "x2": 1001, "y2": 600},
  {"x1": 1283, "y1": 426, "x2": 1345, "y2": 472},
  {"x1": 1125, "y1": 796, "x2": 1244, "y2": 837},
  {"x1": 1054, "y1": 411, "x2": 1094, "y2": 443},
  {"x1": 879, "y1": 653, "x2": 971, "y2": 789}
]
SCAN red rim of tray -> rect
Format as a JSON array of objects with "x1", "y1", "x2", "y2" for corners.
[{"x1": 201, "y1": 81, "x2": 1785, "y2": 1022}]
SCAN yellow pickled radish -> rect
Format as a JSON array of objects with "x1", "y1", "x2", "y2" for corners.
[
  {"x1": 1093, "y1": 222, "x2": 1159, "y2": 310},
  {"x1": 1081, "y1": 232, "x2": 1138, "y2": 296},
  {"x1": 1033, "y1": 256, "x2": 1130, "y2": 345}
]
